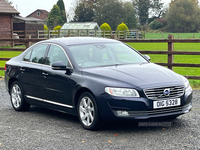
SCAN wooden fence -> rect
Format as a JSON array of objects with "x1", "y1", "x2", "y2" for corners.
[
  {"x1": 0, "y1": 35, "x2": 200, "y2": 79},
  {"x1": 37, "y1": 29, "x2": 142, "y2": 39}
]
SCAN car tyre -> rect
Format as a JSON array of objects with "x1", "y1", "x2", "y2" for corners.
[
  {"x1": 77, "y1": 92, "x2": 101, "y2": 130},
  {"x1": 10, "y1": 81, "x2": 30, "y2": 111}
]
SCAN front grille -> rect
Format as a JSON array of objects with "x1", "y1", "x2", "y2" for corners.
[{"x1": 144, "y1": 85, "x2": 184, "y2": 100}]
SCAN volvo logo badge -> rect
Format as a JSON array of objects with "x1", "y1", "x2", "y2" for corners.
[{"x1": 163, "y1": 88, "x2": 170, "y2": 96}]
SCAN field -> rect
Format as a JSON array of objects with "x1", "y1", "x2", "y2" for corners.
[
  {"x1": 144, "y1": 33, "x2": 200, "y2": 39},
  {"x1": 0, "y1": 34, "x2": 200, "y2": 88}
]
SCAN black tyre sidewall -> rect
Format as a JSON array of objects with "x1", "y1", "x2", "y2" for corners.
[{"x1": 77, "y1": 92, "x2": 100, "y2": 130}]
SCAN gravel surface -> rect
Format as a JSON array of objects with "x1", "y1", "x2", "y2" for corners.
[{"x1": 0, "y1": 80, "x2": 200, "y2": 150}]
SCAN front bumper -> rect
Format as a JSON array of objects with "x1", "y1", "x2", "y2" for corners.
[
  {"x1": 111, "y1": 102, "x2": 192, "y2": 119},
  {"x1": 98, "y1": 90, "x2": 192, "y2": 121}
]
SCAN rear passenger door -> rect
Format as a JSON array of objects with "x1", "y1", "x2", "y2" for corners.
[{"x1": 20, "y1": 44, "x2": 49, "y2": 100}]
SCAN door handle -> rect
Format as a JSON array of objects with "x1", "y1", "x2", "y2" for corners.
[
  {"x1": 20, "y1": 68, "x2": 25, "y2": 72},
  {"x1": 42, "y1": 72, "x2": 48, "y2": 76}
]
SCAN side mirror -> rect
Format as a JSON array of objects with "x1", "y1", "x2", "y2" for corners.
[
  {"x1": 52, "y1": 61, "x2": 74, "y2": 74},
  {"x1": 52, "y1": 61, "x2": 67, "y2": 70},
  {"x1": 144, "y1": 55, "x2": 151, "y2": 61}
]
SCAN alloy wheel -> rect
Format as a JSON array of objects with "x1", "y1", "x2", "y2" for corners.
[{"x1": 79, "y1": 96, "x2": 95, "y2": 126}]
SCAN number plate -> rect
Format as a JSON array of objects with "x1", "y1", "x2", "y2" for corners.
[{"x1": 153, "y1": 98, "x2": 181, "y2": 109}]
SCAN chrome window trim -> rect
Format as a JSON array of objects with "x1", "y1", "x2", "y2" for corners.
[
  {"x1": 47, "y1": 43, "x2": 74, "y2": 69},
  {"x1": 22, "y1": 61, "x2": 52, "y2": 68},
  {"x1": 22, "y1": 43, "x2": 74, "y2": 69},
  {"x1": 26, "y1": 95, "x2": 74, "y2": 109}
]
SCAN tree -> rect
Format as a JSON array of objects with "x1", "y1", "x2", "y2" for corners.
[
  {"x1": 122, "y1": 2, "x2": 137, "y2": 29},
  {"x1": 57, "y1": 0, "x2": 67, "y2": 25},
  {"x1": 72, "y1": 0, "x2": 137, "y2": 30},
  {"x1": 149, "y1": 20, "x2": 164, "y2": 30},
  {"x1": 95, "y1": 0, "x2": 124, "y2": 30},
  {"x1": 132, "y1": 0, "x2": 163, "y2": 25},
  {"x1": 170, "y1": 0, "x2": 199, "y2": 7},
  {"x1": 47, "y1": 5, "x2": 62, "y2": 29},
  {"x1": 165, "y1": 0, "x2": 200, "y2": 32},
  {"x1": 73, "y1": 0, "x2": 95, "y2": 22}
]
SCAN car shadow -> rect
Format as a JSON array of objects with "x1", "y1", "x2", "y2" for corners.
[
  {"x1": 28, "y1": 106, "x2": 80, "y2": 124},
  {"x1": 100, "y1": 117, "x2": 191, "y2": 132},
  {"x1": 26, "y1": 106, "x2": 191, "y2": 132}
]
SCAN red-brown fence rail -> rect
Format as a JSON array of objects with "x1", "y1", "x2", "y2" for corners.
[{"x1": 0, "y1": 35, "x2": 200, "y2": 79}]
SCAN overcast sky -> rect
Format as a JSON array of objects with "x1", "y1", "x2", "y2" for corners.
[{"x1": 11, "y1": 0, "x2": 171, "y2": 18}]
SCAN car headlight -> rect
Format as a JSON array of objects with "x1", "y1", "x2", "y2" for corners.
[
  {"x1": 105, "y1": 87, "x2": 140, "y2": 97},
  {"x1": 184, "y1": 80, "x2": 192, "y2": 92}
]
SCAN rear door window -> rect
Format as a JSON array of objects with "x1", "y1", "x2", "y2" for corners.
[{"x1": 29, "y1": 44, "x2": 48, "y2": 64}]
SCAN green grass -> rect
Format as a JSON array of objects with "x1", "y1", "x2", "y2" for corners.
[
  {"x1": 145, "y1": 33, "x2": 200, "y2": 39},
  {"x1": 0, "y1": 45, "x2": 24, "y2": 76}
]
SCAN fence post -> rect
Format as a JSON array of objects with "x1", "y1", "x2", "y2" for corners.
[
  {"x1": 25, "y1": 30, "x2": 27, "y2": 38},
  {"x1": 11, "y1": 30, "x2": 14, "y2": 47},
  {"x1": 95, "y1": 30, "x2": 97, "y2": 37},
  {"x1": 48, "y1": 30, "x2": 50, "y2": 39},
  {"x1": 124, "y1": 30, "x2": 127, "y2": 39},
  {"x1": 37, "y1": 30, "x2": 39, "y2": 39},
  {"x1": 117, "y1": 30, "x2": 119, "y2": 39},
  {"x1": 25, "y1": 35, "x2": 31, "y2": 48},
  {"x1": 87, "y1": 30, "x2": 89, "y2": 36},
  {"x1": 137, "y1": 30, "x2": 139, "y2": 39},
  {"x1": 168, "y1": 34, "x2": 174, "y2": 70},
  {"x1": 58, "y1": 30, "x2": 61, "y2": 37},
  {"x1": 78, "y1": 30, "x2": 80, "y2": 36}
]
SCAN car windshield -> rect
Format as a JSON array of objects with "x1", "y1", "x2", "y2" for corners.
[{"x1": 68, "y1": 42, "x2": 147, "y2": 68}]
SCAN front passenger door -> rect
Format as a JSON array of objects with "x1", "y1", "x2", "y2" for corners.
[{"x1": 41, "y1": 44, "x2": 74, "y2": 107}]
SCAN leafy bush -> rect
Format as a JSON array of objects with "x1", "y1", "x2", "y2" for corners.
[
  {"x1": 100, "y1": 23, "x2": 112, "y2": 37},
  {"x1": 53, "y1": 25, "x2": 62, "y2": 35},
  {"x1": 117, "y1": 22, "x2": 129, "y2": 38},
  {"x1": 100, "y1": 23, "x2": 111, "y2": 31},
  {"x1": 53, "y1": 25, "x2": 61, "y2": 30},
  {"x1": 117, "y1": 22, "x2": 129, "y2": 31},
  {"x1": 44, "y1": 25, "x2": 48, "y2": 30},
  {"x1": 149, "y1": 20, "x2": 164, "y2": 30}
]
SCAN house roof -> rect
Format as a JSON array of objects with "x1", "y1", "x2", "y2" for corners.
[
  {"x1": 61, "y1": 22, "x2": 100, "y2": 30},
  {"x1": 14, "y1": 16, "x2": 44, "y2": 22},
  {"x1": 0, "y1": 0, "x2": 19, "y2": 14},
  {"x1": 26, "y1": 9, "x2": 49, "y2": 18}
]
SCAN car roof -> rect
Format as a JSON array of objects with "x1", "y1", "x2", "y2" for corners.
[{"x1": 43, "y1": 37, "x2": 121, "y2": 46}]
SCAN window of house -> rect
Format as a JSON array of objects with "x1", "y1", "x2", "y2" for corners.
[{"x1": 37, "y1": 11, "x2": 40, "y2": 16}]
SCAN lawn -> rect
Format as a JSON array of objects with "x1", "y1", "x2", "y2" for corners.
[
  {"x1": 145, "y1": 33, "x2": 200, "y2": 39},
  {"x1": 0, "y1": 40, "x2": 200, "y2": 88}
]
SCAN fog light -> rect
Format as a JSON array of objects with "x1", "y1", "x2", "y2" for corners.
[{"x1": 116, "y1": 110, "x2": 129, "y2": 116}]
